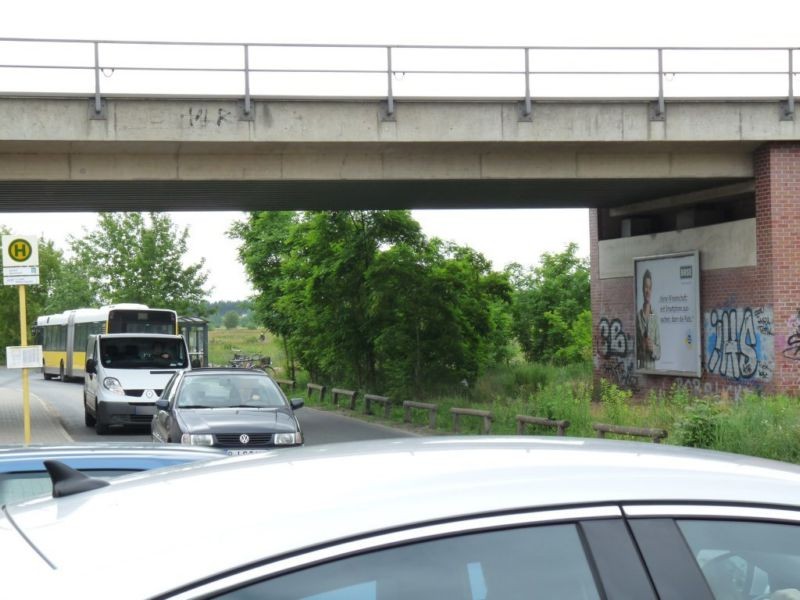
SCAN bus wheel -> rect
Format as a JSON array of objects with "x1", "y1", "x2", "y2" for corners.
[
  {"x1": 58, "y1": 363, "x2": 65, "y2": 383},
  {"x1": 42, "y1": 362, "x2": 51, "y2": 380}
]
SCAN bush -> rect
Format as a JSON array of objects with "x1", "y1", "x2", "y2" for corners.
[
  {"x1": 675, "y1": 400, "x2": 722, "y2": 449},
  {"x1": 223, "y1": 311, "x2": 240, "y2": 329}
]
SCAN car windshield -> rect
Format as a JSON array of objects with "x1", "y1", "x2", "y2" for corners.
[
  {"x1": 99, "y1": 338, "x2": 188, "y2": 369},
  {"x1": 177, "y1": 374, "x2": 286, "y2": 409}
]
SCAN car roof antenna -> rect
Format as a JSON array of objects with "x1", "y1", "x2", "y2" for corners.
[{"x1": 44, "y1": 460, "x2": 111, "y2": 498}]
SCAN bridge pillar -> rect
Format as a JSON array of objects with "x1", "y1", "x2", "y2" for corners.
[
  {"x1": 591, "y1": 142, "x2": 800, "y2": 399},
  {"x1": 754, "y1": 143, "x2": 800, "y2": 394}
]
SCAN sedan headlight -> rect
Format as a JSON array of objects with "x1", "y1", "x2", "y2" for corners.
[
  {"x1": 102, "y1": 377, "x2": 124, "y2": 395},
  {"x1": 181, "y1": 433, "x2": 214, "y2": 446},
  {"x1": 273, "y1": 432, "x2": 303, "y2": 446}
]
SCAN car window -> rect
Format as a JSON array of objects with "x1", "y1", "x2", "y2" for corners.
[
  {"x1": 0, "y1": 470, "x2": 138, "y2": 504},
  {"x1": 161, "y1": 372, "x2": 180, "y2": 402},
  {"x1": 178, "y1": 375, "x2": 286, "y2": 409},
  {"x1": 678, "y1": 520, "x2": 800, "y2": 600},
  {"x1": 215, "y1": 523, "x2": 601, "y2": 599}
]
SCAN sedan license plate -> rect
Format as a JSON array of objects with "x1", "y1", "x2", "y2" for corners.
[{"x1": 226, "y1": 449, "x2": 268, "y2": 456}]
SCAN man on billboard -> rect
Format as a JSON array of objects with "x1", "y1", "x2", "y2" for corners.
[{"x1": 636, "y1": 269, "x2": 661, "y2": 369}]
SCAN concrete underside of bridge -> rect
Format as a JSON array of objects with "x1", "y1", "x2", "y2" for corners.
[
  {"x1": 0, "y1": 177, "x2": 751, "y2": 212},
  {"x1": 0, "y1": 96, "x2": 798, "y2": 396}
]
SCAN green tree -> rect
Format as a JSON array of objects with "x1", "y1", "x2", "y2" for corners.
[
  {"x1": 223, "y1": 310, "x2": 240, "y2": 329},
  {"x1": 233, "y1": 210, "x2": 513, "y2": 397},
  {"x1": 368, "y1": 239, "x2": 512, "y2": 397},
  {"x1": 69, "y1": 213, "x2": 209, "y2": 316},
  {"x1": 508, "y1": 243, "x2": 590, "y2": 364},
  {"x1": 229, "y1": 212, "x2": 298, "y2": 375}
]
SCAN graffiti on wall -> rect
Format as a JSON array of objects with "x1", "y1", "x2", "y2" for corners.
[
  {"x1": 180, "y1": 107, "x2": 234, "y2": 128},
  {"x1": 658, "y1": 377, "x2": 758, "y2": 402},
  {"x1": 783, "y1": 311, "x2": 800, "y2": 361},
  {"x1": 705, "y1": 307, "x2": 774, "y2": 381},
  {"x1": 598, "y1": 317, "x2": 639, "y2": 392}
]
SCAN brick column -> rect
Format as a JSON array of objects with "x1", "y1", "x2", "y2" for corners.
[{"x1": 755, "y1": 143, "x2": 800, "y2": 394}]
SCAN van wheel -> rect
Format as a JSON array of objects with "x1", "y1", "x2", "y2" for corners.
[
  {"x1": 94, "y1": 404, "x2": 109, "y2": 435},
  {"x1": 84, "y1": 395, "x2": 96, "y2": 427}
]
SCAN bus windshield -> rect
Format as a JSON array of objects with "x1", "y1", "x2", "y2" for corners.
[
  {"x1": 99, "y1": 338, "x2": 188, "y2": 369},
  {"x1": 108, "y1": 310, "x2": 177, "y2": 334}
]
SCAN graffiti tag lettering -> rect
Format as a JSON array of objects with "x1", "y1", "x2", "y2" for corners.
[
  {"x1": 181, "y1": 107, "x2": 233, "y2": 129},
  {"x1": 706, "y1": 307, "x2": 774, "y2": 381},
  {"x1": 783, "y1": 311, "x2": 800, "y2": 361},
  {"x1": 598, "y1": 318, "x2": 628, "y2": 358},
  {"x1": 598, "y1": 317, "x2": 638, "y2": 391}
]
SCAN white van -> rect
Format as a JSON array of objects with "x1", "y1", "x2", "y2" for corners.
[{"x1": 84, "y1": 333, "x2": 195, "y2": 434}]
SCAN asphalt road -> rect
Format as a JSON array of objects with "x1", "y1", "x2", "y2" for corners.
[{"x1": 4, "y1": 368, "x2": 414, "y2": 445}]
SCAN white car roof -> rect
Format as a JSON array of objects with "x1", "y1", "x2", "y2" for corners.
[{"x1": 3, "y1": 436, "x2": 800, "y2": 598}]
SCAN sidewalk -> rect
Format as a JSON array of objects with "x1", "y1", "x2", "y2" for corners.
[{"x1": 0, "y1": 386, "x2": 73, "y2": 445}]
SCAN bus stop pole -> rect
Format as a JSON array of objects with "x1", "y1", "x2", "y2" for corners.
[{"x1": 19, "y1": 285, "x2": 30, "y2": 444}]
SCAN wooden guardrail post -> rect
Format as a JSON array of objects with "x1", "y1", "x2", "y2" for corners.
[
  {"x1": 592, "y1": 422, "x2": 668, "y2": 443},
  {"x1": 516, "y1": 415, "x2": 570, "y2": 436},
  {"x1": 450, "y1": 407, "x2": 493, "y2": 434},
  {"x1": 364, "y1": 394, "x2": 392, "y2": 418},
  {"x1": 331, "y1": 388, "x2": 358, "y2": 410},
  {"x1": 306, "y1": 383, "x2": 326, "y2": 404},
  {"x1": 402, "y1": 400, "x2": 438, "y2": 429},
  {"x1": 275, "y1": 378, "x2": 296, "y2": 392}
]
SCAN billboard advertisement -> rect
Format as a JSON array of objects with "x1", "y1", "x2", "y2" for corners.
[{"x1": 634, "y1": 251, "x2": 701, "y2": 377}]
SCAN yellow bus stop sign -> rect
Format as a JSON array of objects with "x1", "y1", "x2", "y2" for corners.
[{"x1": 7, "y1": 238, "x2": 33, "y2": 263}]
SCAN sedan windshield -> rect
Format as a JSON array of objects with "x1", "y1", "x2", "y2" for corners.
[{"x1": 177, "y1": 375, "x2": 286, "y2": 409}]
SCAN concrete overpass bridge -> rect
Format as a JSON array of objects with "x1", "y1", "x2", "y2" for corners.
[{"x1": 0, "y1": 39, "x2": 798, "y2": 396}]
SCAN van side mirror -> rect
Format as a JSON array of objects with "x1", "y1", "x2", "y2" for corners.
[
  {"x1": 85, "y1": 359, "x2": 96, "y2": 375},
  {"x1": 290, "y1": 398, "x2": 304, "y2": 410},
  {"x1": 155, "y1": 398, "x2": 169, "y2": 411}
]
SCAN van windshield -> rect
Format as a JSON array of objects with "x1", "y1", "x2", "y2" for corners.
[{"x1": 99, "y1": 338, "x2": 188, "y2": 369}]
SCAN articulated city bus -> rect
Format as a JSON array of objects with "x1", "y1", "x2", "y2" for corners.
[{"x1": 32, "y1": 304, "x2": 179, "y2": 381}]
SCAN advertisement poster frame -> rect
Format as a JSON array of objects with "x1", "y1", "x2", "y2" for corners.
[{"x1": 633, "y1": 251, "x2": 702, "y2": 378}]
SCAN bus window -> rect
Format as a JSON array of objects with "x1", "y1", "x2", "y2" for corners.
[{"x1": 108, "y1": 310, "x2": 177, "y2": 334}]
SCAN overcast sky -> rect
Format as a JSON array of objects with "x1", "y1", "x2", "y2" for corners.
[{"x1": 2, "y1": 0, "x2": 797, "y2": 302}]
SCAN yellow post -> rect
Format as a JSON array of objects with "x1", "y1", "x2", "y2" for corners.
[{"x1": 19, "y1": 285, "x2": 30, "y2": 444}]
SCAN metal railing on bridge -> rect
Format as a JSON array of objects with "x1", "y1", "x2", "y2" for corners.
[{"x1": 0, "y1": 39, "x2": 796, "y2": 120}]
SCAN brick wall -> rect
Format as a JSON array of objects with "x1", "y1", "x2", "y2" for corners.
[{"x1": 755, "y1": 143, "x2": 800, "y2": 394}]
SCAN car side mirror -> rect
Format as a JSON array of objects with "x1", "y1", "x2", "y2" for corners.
[
  {"x1": 85, "y1": 359, "x2": 96, "y2": 374},
  {"x1": 155, "y1": 398, "x2": 170, "y2": 411},
  {"x1": 290, "y1": 398, "x2": 304, "y2": 410}
]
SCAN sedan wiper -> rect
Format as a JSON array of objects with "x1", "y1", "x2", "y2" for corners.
[
  {"x1": 229, "y1": 404, "x2": 275, "y2": 409},
  {"x1": 179, "y1": 405, "x2": 214, "y2": 409}
]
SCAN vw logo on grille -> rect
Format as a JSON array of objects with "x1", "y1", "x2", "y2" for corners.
[{"x1": 239, "y1": 434, "x2": 250, "y2": 445}]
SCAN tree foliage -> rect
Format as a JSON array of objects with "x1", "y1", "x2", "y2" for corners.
[
  {"x1": 223, "y1": 310, "x2": 240, "y2": 329},
  {"x1": 231, "y1": 210, "x2": 512, "y2": 397},
  {"x1": 507, "y1": 243, "x2": 590, "y2": 364},
  {"x1": 69, "y1": 213, "x2": 209, "y2": 316}
]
